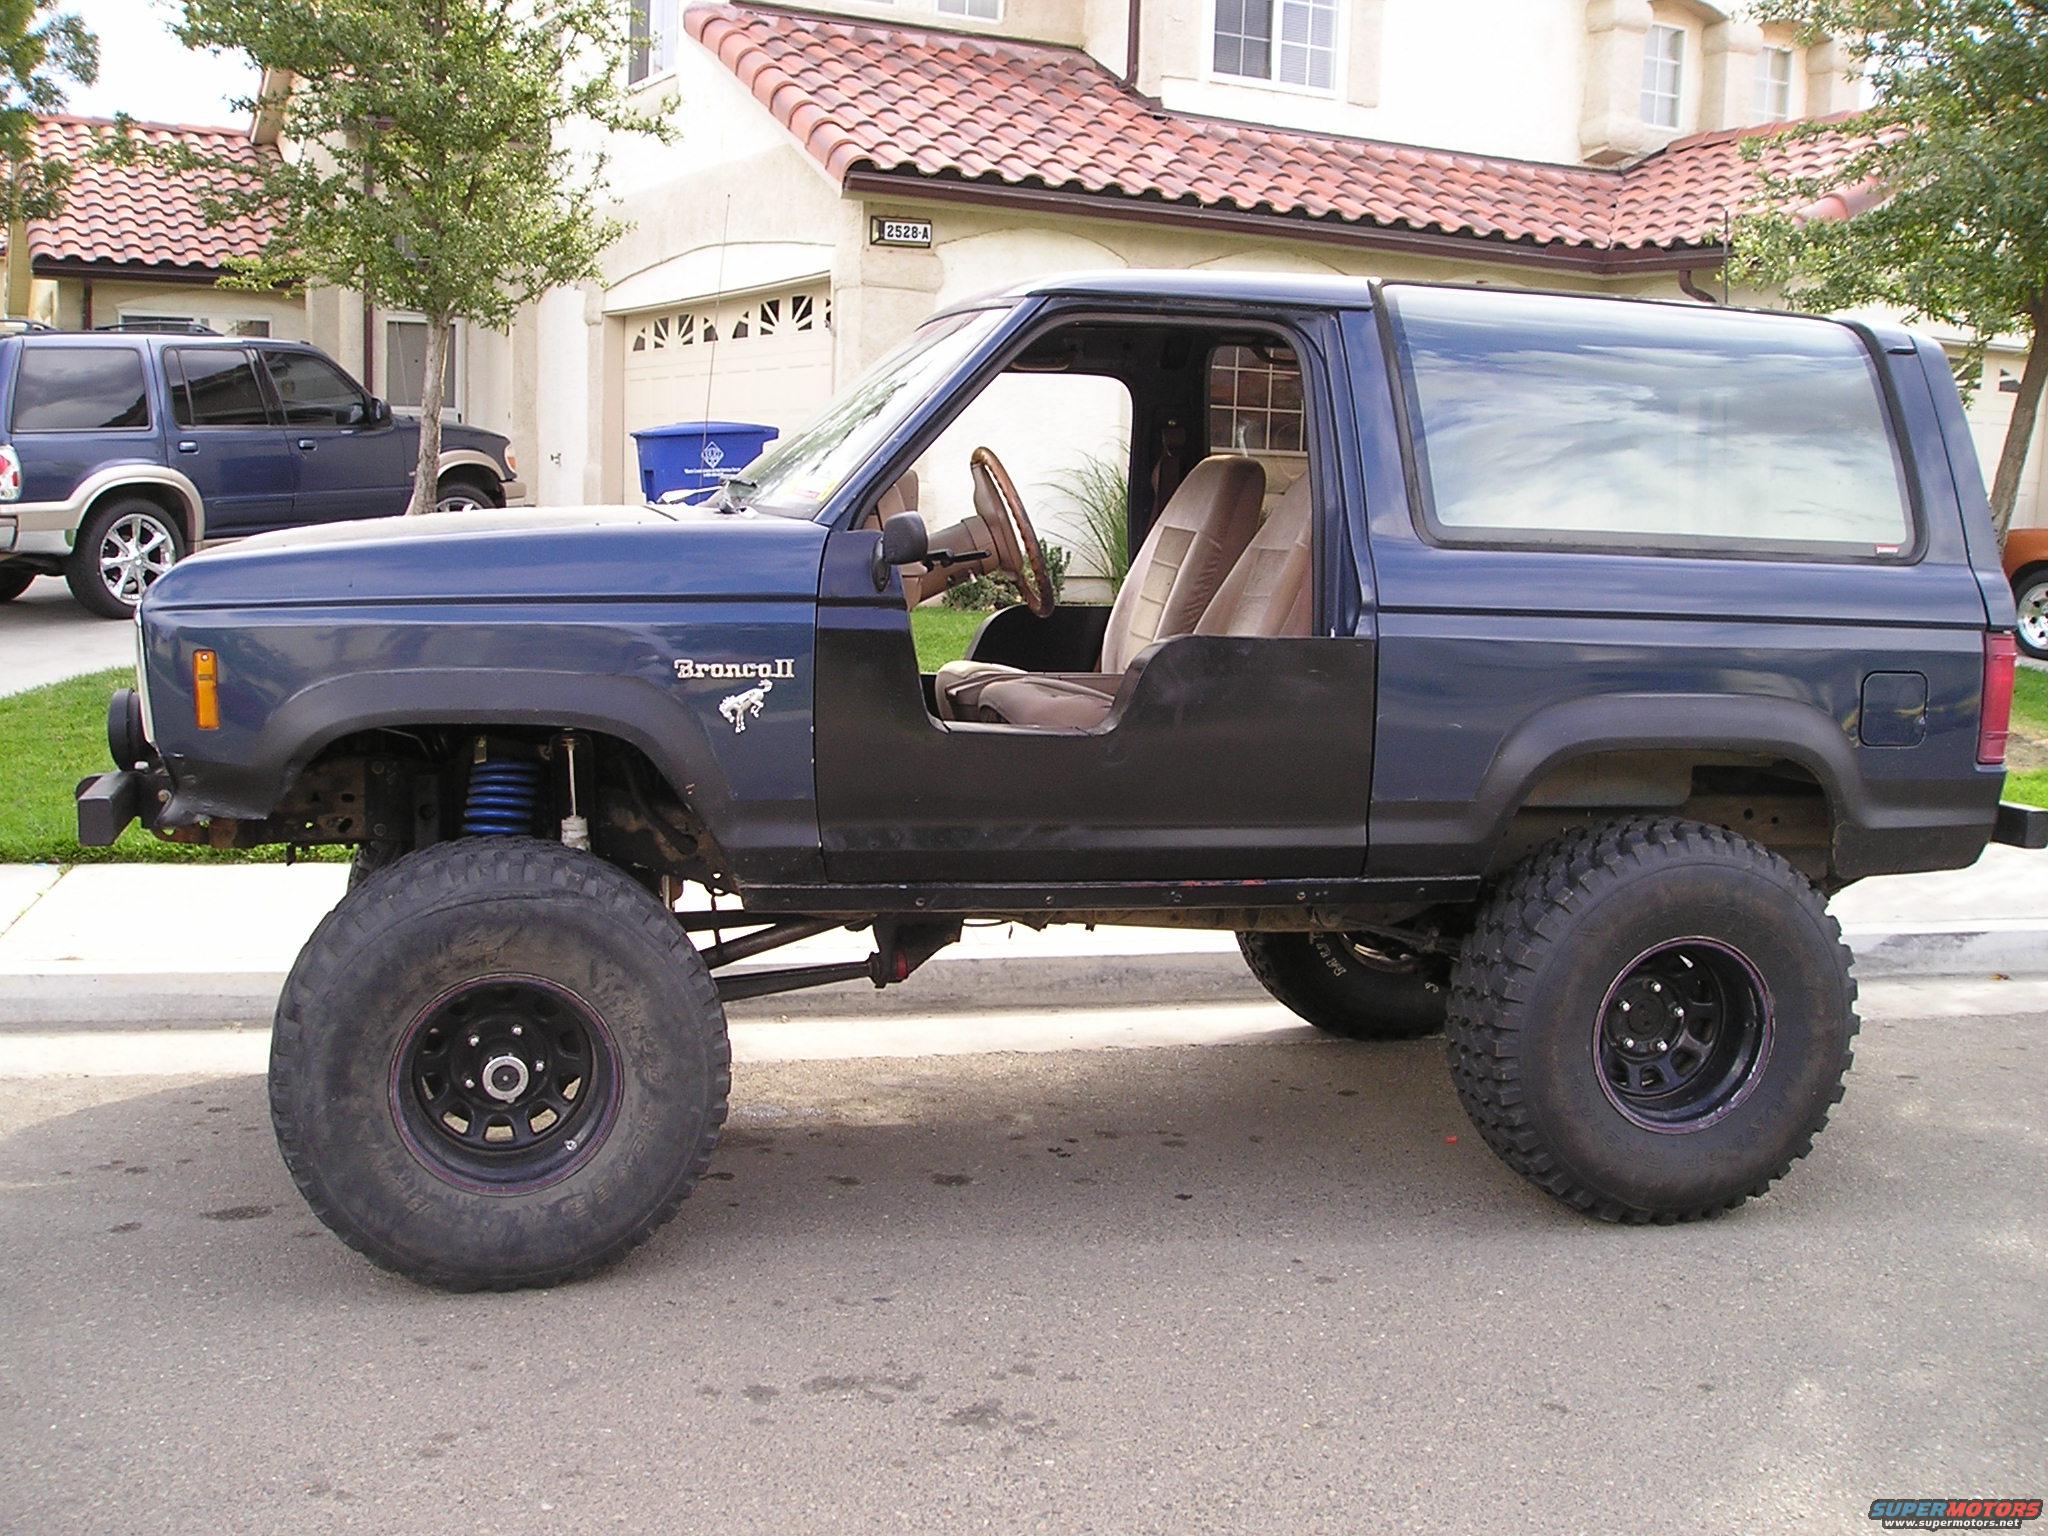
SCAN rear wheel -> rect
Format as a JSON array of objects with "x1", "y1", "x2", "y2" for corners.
[
  {"x1": 1446, "y1": 817, "x2": 1856, "y2": 1223},
  {"x1": 270, "y1": 837, "x2": 730, "y2": 1289},
  {"x1": 65, "y1": 497, "x2": 185, "y2": 618},
  {"x1": 1237, "y1": 930, "x2": 1449, "y2": 1039},
  {"x1": 0, "y1": 566, "x2": 34, "y2": 601}
]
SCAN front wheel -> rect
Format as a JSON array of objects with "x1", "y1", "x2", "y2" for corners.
[
  {"x1": 1237, "y1": 930, "x2": 1448, "y2": 1039},
  {"x1": 1447, "y1": 817, "x2": 1857, "y2": 1223},
  {"x1": 435, "y1": 473, "x2": 502, "y2": 514},
  {"x1": 270, "y1": 837, "x2": 730, "y2": 1289},
  {"x1": 2014, "y1": 569, "x2": 2048, "y2": 660}
]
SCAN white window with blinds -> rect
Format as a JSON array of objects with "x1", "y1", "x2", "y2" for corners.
[{"x1": 1213, "y1": 0, "x2": 1338, "y2": 92}]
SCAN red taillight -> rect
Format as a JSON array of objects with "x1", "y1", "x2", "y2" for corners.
[{"x1": 1979, "y1": 632, "x2": 2016, "y2": 766}]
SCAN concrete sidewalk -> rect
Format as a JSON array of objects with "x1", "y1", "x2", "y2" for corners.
[{"x1": 1, "y1": 844, "x2": 2043, "y2": 1027}]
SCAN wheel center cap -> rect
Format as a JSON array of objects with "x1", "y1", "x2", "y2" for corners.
[{"x1": 481, "y1": 1053, "x2": 530, "y2": 1103}]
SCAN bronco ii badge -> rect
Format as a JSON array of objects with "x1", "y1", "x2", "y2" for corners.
[{"x1": 672, "y1": 658, "x2": 796, "y2": 734}]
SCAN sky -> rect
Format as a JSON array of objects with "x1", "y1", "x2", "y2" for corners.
[{"x1": 57, "y1": 0, "x2": 259, "y2": 128}]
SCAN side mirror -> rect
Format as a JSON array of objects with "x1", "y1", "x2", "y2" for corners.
[
  {"x1": 359, "y1": 396, "x2": 391, "y2": 426},
  {"x1": 871, "y1": 511, "x2": 928, "y2": 592}
]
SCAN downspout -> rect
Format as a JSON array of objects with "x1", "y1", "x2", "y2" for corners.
[
  {"x1": 1121, "y1": 0, "x2": 1142, "y2": 89},
  {"x1": 82, "y1": 276, "x2": 92, "y2": 328},
  {"x1": 1677, "y1": 269, "x2": 1720, "y2": 305}
]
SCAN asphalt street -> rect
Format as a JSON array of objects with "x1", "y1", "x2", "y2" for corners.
[{"x1": 1, "y1": 1007, "x2": 2041, "y2": 1535}]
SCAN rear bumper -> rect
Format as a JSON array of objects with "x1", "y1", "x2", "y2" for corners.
[{"x1": 1993, "y1": 801, "x2": 2048, "y2": 849}]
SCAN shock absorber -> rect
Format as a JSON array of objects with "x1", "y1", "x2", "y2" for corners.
[{"x1": 462, "y1": 755, "x2": 543, "y2": 836}]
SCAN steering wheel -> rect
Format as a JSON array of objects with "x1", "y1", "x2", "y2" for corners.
[{"x1": 968, "y1": 446, "x2": 1056, "y2": 619}]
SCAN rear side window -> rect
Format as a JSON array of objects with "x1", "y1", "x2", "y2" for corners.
[
  {"x1": 11, "y1": 346, "x2": 150, "y2": 431},
  {"x1": 169, "y1": 348, "x2": 271, "y2": 427},
  {"x1": 1385, "y1": 286, "x2": 1914, "y2": 558},
  {"x1": 261, "y1": 350, "x2": 364, "y2": 427}
]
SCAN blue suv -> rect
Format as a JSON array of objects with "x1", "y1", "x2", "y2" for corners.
[{"x1": 0, "y1": 328, "x2": 522, "y2": 617}]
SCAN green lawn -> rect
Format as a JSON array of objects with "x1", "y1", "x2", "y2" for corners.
[
  {"x1": 910, "y1": 607, "x2": 983, "y2": 671},
  {"x1": 2006, "y1": 667, "x2": 2048, "y2": 808}
]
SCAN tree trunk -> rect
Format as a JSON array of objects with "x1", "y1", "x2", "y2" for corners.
[
  {"x1": 1989, "y1": 303, "x2": 2048, "y2": 544},
  {"x1": 404, "y1": 315, "x2": 451, "y2": 517}
]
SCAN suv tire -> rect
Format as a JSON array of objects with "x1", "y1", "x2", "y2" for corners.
[
  {"x1": 1446, "y1": 817, "x2": 1856, "y2": 1223},
  {"x1": 2013, "y1": 566, "x2": 2048, "y2": 660},
  {"x1": 66, "y1": 497, "x2": 186, "y2": 618},
  {"x1": 1238, "y1": 930, "x2": 1448, "y2": 1039},
  {"x1": 270, "y1": 836, "x2": 730, "y2": 1290},
  {"x1": 435, "y1": 472, "x2": 502, "y2": 514},
  {"x1": 0, "y1": 566, "x2": 34, "y2": 602}
]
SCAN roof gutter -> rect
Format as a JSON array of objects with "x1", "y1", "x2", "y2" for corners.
[{"x1": 840, "y1": 169, "x2": 1726, "y2": 277}]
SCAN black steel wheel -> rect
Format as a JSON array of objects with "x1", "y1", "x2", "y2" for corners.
[
  {"x1": 1595, "y1": 938, "x2": 1772, "y2": 1131},
  {"x1": 271, "y1": 837, "x2": 729, "y2": 1290},
  {"x1": 394, "y1": 977, "x2": 619, "y2": 1191},
  {"x1": 1237, "y1": 929, "x2": 1448, "y2": 1039},
  {"x1": 1447, "y1": 818, "x2": 1856, "y2": 1223}
]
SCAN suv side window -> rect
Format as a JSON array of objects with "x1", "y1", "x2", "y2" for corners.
[
  {"x1": 1385, "y1": 285, "x2": 1915, "y2": 559},
  {"x1": 11, "y1": 346, "x2": 150, "y2": 431},
  {"x1": 169, "y1": 348, "x2": 272, "y2": 428},
  {"x1": 262, "y1": 350, "x2": 366, "y2": 427}
]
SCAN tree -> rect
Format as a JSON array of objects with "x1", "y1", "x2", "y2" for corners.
[
  {"x1": 0, "y1": 0, "x2": 96, "y2": 312},
  {"x1": 168, "y1": 1, "x2": 673, "y2": 514},
  {"x1": 1733, "y1": 0, "x2": 2048, "y2": 541}
]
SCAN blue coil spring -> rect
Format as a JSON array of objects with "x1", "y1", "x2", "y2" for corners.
[{"x1": 463, "y1": 757, "x2": 543, "y2": 836}]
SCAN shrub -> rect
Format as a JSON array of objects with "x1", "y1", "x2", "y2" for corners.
[
  {"x1": 1047, "y1": 450, "x2": 1130, "y2": 593},
  {"x1": 942, "y1": 541, "x2": 1070, "y2": 610}
]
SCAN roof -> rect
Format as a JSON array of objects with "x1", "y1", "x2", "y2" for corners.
[
  {"x1": 4, "y1": 116, "x2": 277, "y2": 277},
  {"x1": 686, "y1": 3, "x2": 1864, "y2": 270}
]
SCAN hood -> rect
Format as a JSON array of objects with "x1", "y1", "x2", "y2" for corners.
[
  {"x1": 440, "y1": 419, "x2": 509, "y2": 455},
  {"x1": 145, "y1": 502, "x2": 832, "y2": 611}
]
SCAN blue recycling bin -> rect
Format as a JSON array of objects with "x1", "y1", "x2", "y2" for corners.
[{"x1": 632, "y1": 420, "x2": 779, "y2": 503}]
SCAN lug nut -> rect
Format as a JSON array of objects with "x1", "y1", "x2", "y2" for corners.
[
  {"x1": 511, "y1": 1025, "x2": 523, "y2": 1037},
  {"x1": 1657, "y1": 1039, "x2": 1669, "y2": 1050},
  {"x1": 535, "y1": 1059, "x2": 546, "y2": 1071},
  {"x1": 1650, "y1": 981, "x2": 1662, "y2": 993},
  {"x1": 1619, "y1": 1001, "x2": 1631, "y2": 1014},
  {"x1": 464, "y1": 1077, "x2": 476, "y2": 1090},
  {"x1": 1624, "y1": 1037, "x2": 1635, "y2": 1048},
  {"x1": 468, "y1": 1034, "x2": 480, "y2": 1047}
]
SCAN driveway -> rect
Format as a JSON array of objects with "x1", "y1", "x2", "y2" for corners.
[
  {"x1": 1, "y1": 1009, "x2": 2039, "y2": 1534},
  {"x1": 0, "y1": 574, "x2": 133, "y2": 696}
]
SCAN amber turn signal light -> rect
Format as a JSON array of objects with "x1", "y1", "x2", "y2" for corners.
[{"x1": 193, "y1": 649, "x2": 220, "y2": 730}]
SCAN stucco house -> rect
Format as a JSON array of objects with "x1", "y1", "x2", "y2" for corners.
[{"x1": 442, "y1": 0, "x2": 2044, "y2": 561}]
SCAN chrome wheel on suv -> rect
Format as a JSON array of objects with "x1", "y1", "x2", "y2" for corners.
[
  {"x1": 2014, "y1": 571, "x2": 2048, "y2": 660},
  {"x1": 65, "y1": 497, "x2": 186, "y2": 619}
]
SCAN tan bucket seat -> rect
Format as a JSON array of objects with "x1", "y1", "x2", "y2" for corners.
[
  {"x1": 974, "y1": 471, "x2": 1316, "y2": 730},
  {"x1": 934, "y1": 454, "x2": 1264, "y2": 721}
]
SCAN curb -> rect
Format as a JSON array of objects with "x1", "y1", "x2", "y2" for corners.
[{"x1": 3, "y1": 921, "x2": 2046, "y2": 1029}]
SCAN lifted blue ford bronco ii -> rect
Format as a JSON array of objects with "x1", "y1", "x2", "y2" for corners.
[{"x1": 78, "y1": 273, "x2": 2048, "y2": 1289}]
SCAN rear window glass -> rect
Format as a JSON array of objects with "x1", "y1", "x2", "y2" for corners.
[
  {"x1": 170, "y1": 348, "x2": 270, "y2": 427},
  {"x1": 11, "y1": 346, "x2": 150, "y2": 431},
  {"x1": 1386, "y1": 287, "x2": 1913, "y2": 557}
]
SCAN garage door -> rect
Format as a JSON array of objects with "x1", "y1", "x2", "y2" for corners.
[{"x1": 621, "y1": 285, "x2": 835, "y2": 495}]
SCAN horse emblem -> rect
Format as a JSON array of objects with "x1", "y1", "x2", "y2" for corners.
[{"x1": 719, "y1": 679, "x2": 772, "y2": 733}]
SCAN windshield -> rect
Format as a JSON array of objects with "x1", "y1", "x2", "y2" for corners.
[{"x1": 727, "y1": 306, "x2": 1009, "y2": 517}]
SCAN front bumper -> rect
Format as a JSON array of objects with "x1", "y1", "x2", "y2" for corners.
[
  {"x1": 75, "y1": 767, "x2": 164, "y2": 846},
  {"x1": 501, "y1": 478, "x2": 530, "y2": 506}
]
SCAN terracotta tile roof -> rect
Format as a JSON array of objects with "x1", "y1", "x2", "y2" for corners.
[
  {"x1": 5, "y1": 115, "x2": 276, "y2": 275},
  {"x1": 686, "y1": 2, "x2": 1863, "y2": 265}
]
